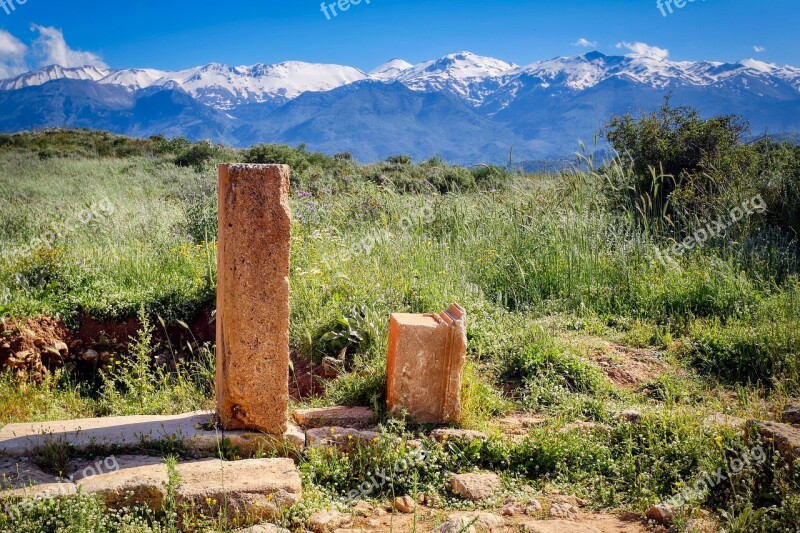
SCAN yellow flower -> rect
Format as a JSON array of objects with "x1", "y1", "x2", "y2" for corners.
[{"x1": 267, "y1": 493, "x2": 274, "y2": 502}]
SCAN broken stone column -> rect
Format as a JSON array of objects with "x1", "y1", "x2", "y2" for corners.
[
  {"x1": 386, "y1": 304, "x2": 467, "y2": 424},
  {"x1": 217, "y1": 164, "x2": 291, "y2": 434}
]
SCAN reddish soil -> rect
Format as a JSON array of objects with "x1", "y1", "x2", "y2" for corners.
[{"x1": 0, "y1": 309, "x2": 218, "y2": 381}]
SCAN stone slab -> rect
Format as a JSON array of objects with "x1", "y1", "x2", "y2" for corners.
[
  {"x1": 76, "y1": 457, "x2": 301, "y2": 521},
  {"x1": 450, "y1": 473, "x2": 503, "y2": 501},
  {"x1": 386, "y1": 304, "x2": 467, "y2": 424},
  {"x1": 750, "y1": 420, "x2": 800, "y2": 464},
  {"x1": 293, "y1": 407, "x2": 375, "y2": 429},
  {"x1": 305, "y1": 427, "x2": 381, "y2": 451},
  {"x1": 217, "y1": 163, "x2": 292, "y2": 434},
  {"x1": 0, "y1": 411, "x2": 304, "y2": 457}
]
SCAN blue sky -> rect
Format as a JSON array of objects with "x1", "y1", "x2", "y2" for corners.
[{"x1": 0, "y1": 0, "x2": 798, "y2": 73}]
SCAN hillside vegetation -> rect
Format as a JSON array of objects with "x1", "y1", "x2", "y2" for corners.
[{"x1": 1, "y1": 103, "x2": 799, "y2": 532}]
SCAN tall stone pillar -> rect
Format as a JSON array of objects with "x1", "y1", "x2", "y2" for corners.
[
  {"x1": 216, "y1": 164, "x2": 291, "y2": 435},
  {"x1": 386, "y1": 304, "x2": 467, "y2": 424}
]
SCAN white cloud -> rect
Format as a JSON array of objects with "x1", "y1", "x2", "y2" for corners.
[
  {"x1": 572, "y1": 38, "x2": 597, "y2": 48},
  {"x1": 0, "y1": 29, "x2": 28, "y2": 79},
  {"x1": 615, "y1": 41, "x2": 669, "y2": 60},
  {"x1": 30, "y1": 25, "x2": 107, "y2": 68},
  {"x1": 753, "y1": 45, "x2": 766, "y2": 53}
]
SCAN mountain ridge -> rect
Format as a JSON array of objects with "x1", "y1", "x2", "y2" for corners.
[{"x1": 1, "y1": 50, "x2": 798, "y2": 164}]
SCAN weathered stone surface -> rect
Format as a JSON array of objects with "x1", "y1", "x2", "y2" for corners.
[
  {"x1": 0, "y1": 412, "x2": 304, "y2": 457},
  {"x1": 750, "y1": 420, "x2": 800, "y2": 464},
  {"x1": 79, "y1": 457, "x2": 301, "y2": 520},
  {"x1": 522, "y1": 521, "x2": 602, "y2": 533},
  {"x1": 782, "y1": 402, "x2": 800, "y2": 425},
  {"x1": 437, "y1": 513, "x2": 504, "y2": 532},
  {"x1": 392, "y1": 495, "x2": 416, "y2": 513},
  {"x1": 293, "y1": 406, "x2": 375, "y2": 429},
  {"x1": 1, "y1": 481, "x2": 77, "y2": 500},
  {"x1": 308, "y1": 510, "x2": 350, "y2": 532},
  {"x1": 430, "y1": 428, "x2": 487, "y2": 443},
  {"x1": 386, "y1": 304, "x2": 467, "y2": 424},
  {"x1": 450, "y1": 472, "x2": 503, "y2": 501},
  {"x1": 0, "y1": 457, "x2": 61, "y2": 488},
  {"x1": 548, "y1": 503, "x2": 579, "y2": 520},
  {"x1": 217, "y1": 164, "x2": 291, "y2": 435},
  {"x1": 235, "y1": 524, "x2": 290, "y2": 533},
  {"x1": 645, "y1": 505, "x2": 674, "y2": 524},
  {"x1": 523, "y1": 500, "x2": 543, "y2": 515},
  {"x1": 305, "y1": 427, "x2": 380, "y2": 450}
]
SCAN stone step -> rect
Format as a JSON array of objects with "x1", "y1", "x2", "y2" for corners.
[
  {"x1": 0, "y1": 411, "x2": 304, "y2": 458},
  {"x1": 2, "y1": 457, "x2": 301, "y2": 523},
  {"x1": 293, "y1": 406, "x2": 375, "y2": 429}
]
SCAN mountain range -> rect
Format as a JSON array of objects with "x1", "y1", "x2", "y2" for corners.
[{"x1": 1, "y1": 51, "x2": 799, "y2": 164}]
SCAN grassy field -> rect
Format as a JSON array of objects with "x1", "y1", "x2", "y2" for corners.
[{"x1": 0, "y1": 124, "x2": 799, "y2": 532}]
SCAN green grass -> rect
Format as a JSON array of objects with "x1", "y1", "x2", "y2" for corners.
[{"x1": 1, "y1": 130, "x2": 800, "y2": 531}]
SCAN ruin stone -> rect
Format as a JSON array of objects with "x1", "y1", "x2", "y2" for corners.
[
  {"x1": 386, "y1": 304, "x2": 467, "y2": 424},
  {"x1": 216, "y1": 164, "x2": 291, "y2": 434}
]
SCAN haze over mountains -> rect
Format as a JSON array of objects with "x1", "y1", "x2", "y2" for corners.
[{"x1": 1, "y1": 51, "x2": 799, "y2": 164}]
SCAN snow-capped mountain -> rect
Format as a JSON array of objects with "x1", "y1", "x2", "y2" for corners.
[
  {"x1": 370, "y1": 59, "x2": 413, "y2": 80},
  {"x1": 392, "y1": 51, "x2": 518, "y2": 105},
  {"x1": 0, "y1": 61, "x2": 370, "y2": 109},
  {"x1": 0, "y1": 50, "x2": 798, "y2": 163},
  {"x1": 0, "y1": 65, "x2": 111, "y2": 90}
]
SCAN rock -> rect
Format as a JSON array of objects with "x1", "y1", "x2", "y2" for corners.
[
  {"x1": 614, "y1": 410, "x2": 642, "y2": 424},
  {"x1": 430, "y1": 428, "x2": 487, "y2": 443},
  {"x1": 235, "y1": 525, "x2": 290, "y2": 533},
  {"x1": 293, "y1": 406, "x2": 375, "y2": 429},
  {"x1": 351, "y1": 500, "x2": 374, "y2": 516},
  {"x1": 437, "y1": 513, "x2": 504, "y2": 532},
  {"x1": 499, "y1": 503, "x2": 518, "y2": 516},
  {"x1": 78, "y1": 458, "x2": 301, "y2": 521},
  {"x1": 392, "y1": 495, "x2": 416, "y2": 513},
  {"x1": 523, "y1": 520, "x2": 602, "y2": 533},
  {"x1": 549, "y1": 503, "x2": 579, "y2": 519},
  {"x1": 1, "y1": 482, "x2": 77, "y2": 500},
  {"x1": 308, "y1": 510, "x2": 350, "y2": 532},
  {"x1": 386, "y1": 304, "x2": 467, "y2": 424},
  {"x1": 81, "y1": 349, "x2": 99, "y2": 363},
  {"x1": 523, "y1": 500, "x2": 543, "y2": 515},
  {"x1": 306, "y1": 427, "x2": 380, "y2": 450},
  {"x1": 645, "y1": 505, "x2": 674, "y2": 524},
  {"x1": 450, "y1": 472, "x2": 503, "y2": 501},
  {"x1": 750, "y1": 420, "x2": 800, "y2": 464},
  {"x1": 216, "y1": 164, "x2": 291, "y2": 435},
  {"x1": 54, "y1": 341, "x2": 68, "y2": 355},
  {"x1": 0, "y1": 457, "x2": 62, "y2": 489},
  {"x1": 0, "y1": 412, "x2": 304, "y2": 458},
  {"x1": 782, "y1": 402, "x2": 800, "y2": 425}
]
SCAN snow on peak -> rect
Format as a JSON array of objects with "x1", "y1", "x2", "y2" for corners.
[
  {"x1": 738, "y1": 59, "x2": 776, "y2": 73},
  {"x1": 0, "y1": 65, "x2": 110, "y2": 90},
  {"x1": 370, "y1": 59, "x2": 413, "y2": 80},
  {"x1": 395, "y1": 51, "x2": 519, "y2": 105}
]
